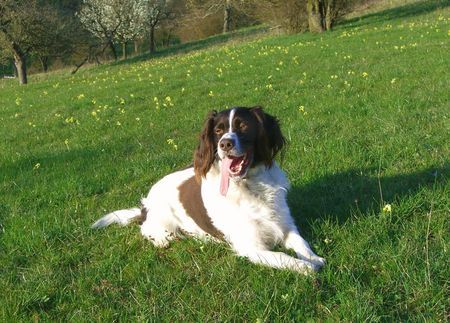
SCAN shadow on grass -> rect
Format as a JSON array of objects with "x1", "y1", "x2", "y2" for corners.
[
  {"x1": 111, "y1": 25, "x2": 269, "y2": 67},
  {"x1": 288, "y1": 165, "x2": 449, "y2": 229},
  {"x1": 340, "y1": 0, "x2": 449, "y2": 29}
]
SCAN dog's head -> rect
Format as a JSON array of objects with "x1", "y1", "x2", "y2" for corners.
[{"x1": 194, "y1": 106, "x2": 285, "y2": 183}]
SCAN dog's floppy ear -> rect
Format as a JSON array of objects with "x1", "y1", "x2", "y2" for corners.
[
  {"x1": 250, "y1": 106, "x2": 286, "y2": 167},
  {"x1": 194, "y1": 110, "x2": 217, "y2": 181}
]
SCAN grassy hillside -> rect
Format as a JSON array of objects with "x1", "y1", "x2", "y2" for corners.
[{"x1": 0, "y1": 0, "x2": 448, "y2": 320}]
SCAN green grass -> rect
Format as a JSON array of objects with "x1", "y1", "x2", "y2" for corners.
[{"x1": 0, "y1": 0, "x2": 449, "y2": 320}]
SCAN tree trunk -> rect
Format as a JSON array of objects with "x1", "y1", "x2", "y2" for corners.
[
  {"x1": 14, "y1": 56, "x2": 27, "y2": 85},
  {"x1": 307, "y1": 0, "x2": 324, "y2": 33},
  {"x1": 71, "y1": 57, "x2": 88, "y2": 75},
  {"x1": 325, "y1": 1, "x2": 333, "y2": 31},
  {"x1": 122, "y1": 42, "x2": 127, "y2": 60},
  {"x1": 223, "y1": 0, "x2": 232, "y2": 33},
  {"x1": 149, "y1": 25, "x2": 156, "y2": 53},
  {"x1": 12, "y1": 59, "x2": 18, "y2": 77},
  {"x1": 39, "y1": 56, "x2": 49, "y2": 73},
  {"x1": 108, "y1": 39, "x2": 117, "y2": 61},
  {"x1": 165, "y1": 32, "x2": 172, "y2": 47},
  {"x1": 12, "y1": 43, "x2": 27, "y2": 85},
  {"x1": 134, "y1": 40, "x2": 139, "y2": 54}
]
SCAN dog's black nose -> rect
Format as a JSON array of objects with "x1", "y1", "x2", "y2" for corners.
[{"x1": 219, "y1": 138, "x2": 235, "y2": 152}]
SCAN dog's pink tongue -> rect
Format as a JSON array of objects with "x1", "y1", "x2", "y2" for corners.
[{"x1": 220, "y1": 157, "x2": 232, "y2": 196}]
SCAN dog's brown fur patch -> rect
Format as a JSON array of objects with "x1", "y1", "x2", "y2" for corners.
[{"x1": 178, "y1": 176, "x2": 224, "y2": 240}]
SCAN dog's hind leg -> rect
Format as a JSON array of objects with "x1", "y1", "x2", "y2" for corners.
[{"x1": 140, "y1": 198, "x2": 180, "y2": 248}]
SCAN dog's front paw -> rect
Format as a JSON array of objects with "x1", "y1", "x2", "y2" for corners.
[{"x1": 309, "y1": 256, "x2": 326, "y2": 269}]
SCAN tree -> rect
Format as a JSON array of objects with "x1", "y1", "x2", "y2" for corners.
[
  {"x1": 78, "y1": 0, "x2": 170, "y2": 59},
  {"x1": 307, "y1": 0, "x2": 324, "y2": 32},
  {"x1": 242, "y1": 0, "x2": 308, "y2": 34},
  {"x1": 114, "y1": 0, "x2": 146, "y2": 59},
  {"x1": 30, "y1": 6, "x2": 78, "y2": 72},
  {"x1": 243, "y1": 0, "x2": 358, "y2": 33},
  {"x1": 223, "y1": 0, "x2": 231, "y2": 33},
  {"x1": 307, "y1": 0, "x2": 357, "y2": 32},
  {"x1": 157, "y1": 0, "x2": 185, "y2": 47},
  {"x1": 186, "y1": 0, "x2": 236, "y2": 34},
  {"x1": 77, "y1": 0, "x2": 124, "y2": 60},
  {"x1": 142, "y1": 0, "x2": 170, "y2": 53},
  {"x1": 0, "y1": 0, "x2": 64, "y2": 84}
]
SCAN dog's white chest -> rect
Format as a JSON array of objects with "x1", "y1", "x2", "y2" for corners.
[{"x1": 202, "y1": 167, "x2": 288, "y2": 249}]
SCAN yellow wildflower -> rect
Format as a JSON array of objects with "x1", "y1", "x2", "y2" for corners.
[{"x1": 167, "y1": 139, "x2": 178, "y2": 150}]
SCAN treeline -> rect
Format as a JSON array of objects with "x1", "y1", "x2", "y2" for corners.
[{"x1": 0, "y1": 0, "x2": 367, "y2": 85}]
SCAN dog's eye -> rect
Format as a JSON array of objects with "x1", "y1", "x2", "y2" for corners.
[
  {"x1": 215, "y1": 128, "x2": 223, "y2": 135},
  {"x1": 239, "y1": 122, "x2": 248, "y2": 131}
]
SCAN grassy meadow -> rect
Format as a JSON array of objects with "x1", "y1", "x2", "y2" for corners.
[{"x1": 0, "y1": 0, "x2": 449, "y2": 320}]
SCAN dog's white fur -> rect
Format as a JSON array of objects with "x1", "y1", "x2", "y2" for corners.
[{"x1": 93, "y1": 163, "x2": 325, "y2": 274}]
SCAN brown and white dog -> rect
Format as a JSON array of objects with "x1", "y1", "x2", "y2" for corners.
[{"x1": 92, "y1": 106, "x2": 325, "y2": 274}]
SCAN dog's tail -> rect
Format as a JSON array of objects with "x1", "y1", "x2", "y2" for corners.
[{"x1": 91, "y1": 208, "x2": 142, "y2": 229}]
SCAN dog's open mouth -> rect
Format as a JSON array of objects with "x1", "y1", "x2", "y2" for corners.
[
  {"x1": 220, "y1": 152, "x2": 252, "y2": 196},
  {"x1": 226, "y1": 154, "x2": 251, "y2": 176}
]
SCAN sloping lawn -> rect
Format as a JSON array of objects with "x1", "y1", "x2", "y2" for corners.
[{"x1": 0, "y1": 1, "x2": 448, "y2": 320}]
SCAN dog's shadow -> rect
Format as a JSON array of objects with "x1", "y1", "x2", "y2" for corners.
[{"x1": 287, "y1": 165, "x2": 448, "y2": 233}]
